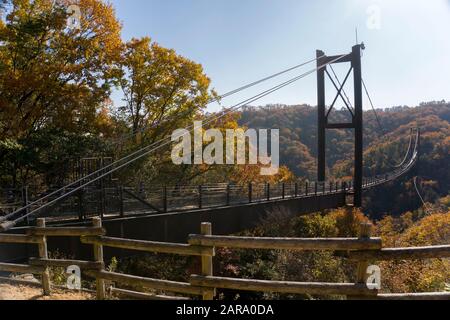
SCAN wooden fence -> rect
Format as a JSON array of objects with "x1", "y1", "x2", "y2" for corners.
[{"x1": 0, "y1": 218, "x2": 449, "y2": 300}]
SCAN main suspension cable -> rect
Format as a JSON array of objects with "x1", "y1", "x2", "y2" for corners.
[
  {"x1": 112, "y1": 55, "x2": 324, "y2": 145},
  {"x1": 1, "y1": 54, "x2": 350, "y2": 229}
]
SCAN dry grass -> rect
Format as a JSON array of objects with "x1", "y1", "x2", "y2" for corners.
[{"x1": 0, "y1": 284, "x2": 94, "y2": 300}]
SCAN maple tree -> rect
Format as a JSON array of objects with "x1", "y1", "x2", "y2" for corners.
[
  {"x1": 0, "y1": 0, "x2": 121, "y2": 186},
  {"x1": 0, "y1": 0, "x2": 121, "y2": 139},
  {"x1": 116, "y1": 37, "x2": 214, "y2": 146}
]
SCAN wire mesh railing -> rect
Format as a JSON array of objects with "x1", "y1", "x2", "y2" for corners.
[{"x1": 0, "y1": 179, "x2": 369, "y2": 225}]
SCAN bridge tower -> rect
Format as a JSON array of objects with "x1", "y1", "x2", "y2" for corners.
[{"x1": 316, "y1": 44, "x2": 364, "y2": 207}]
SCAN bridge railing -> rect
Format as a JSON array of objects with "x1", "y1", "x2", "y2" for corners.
[
  {"x1": 1, "y1": 218, "x2": 449, "y2": 300},
  {"x1": 8, "y1": 180, "x2": 357, "y2": 225}
]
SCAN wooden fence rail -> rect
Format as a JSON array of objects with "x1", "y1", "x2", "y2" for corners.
[
  {"x1": 0, "y1": 218, "x2": 103, "y2": 297},
  {"x1": 188, "y1": 235, "x2": 382, "y2": 251},
  {"x1": 29, "y1": 258, "x2": 104, "y2": 270},
  {"x1": 26, "y1": 227, "x2": 105, "y2": 237},
  {"x1": 86, "y1": 270, "x2": 205, "y2": 296},
  {"x1": 348, "y1": 245, "x2": 450, "y2": 261},
  {"x1": 377, "y1": 292, "x2": 450, "y2": 301},
  {"x1": 109, "y1": 287, "x2": 190, "y2": 301},
  {"x1": 0, "y1": 262, "x2": 44, "y2": 274},
  {"x1": 189, "y1": 275, "x2": 377, "y2": 297},
  {"x1": 0, "y1": 234, "x2": 41, "y2": 244},
  {"x1": 0, "y1": 218, "x2": 449, "y2": 300},
  {"x1": 81, "y1": 235, "x2": 213, "y2": 257}
]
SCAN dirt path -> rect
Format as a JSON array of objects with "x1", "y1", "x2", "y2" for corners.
[{"x1": 0, "y1": 284, "x2": 94, "y2": 300}]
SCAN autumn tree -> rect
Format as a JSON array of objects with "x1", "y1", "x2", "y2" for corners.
[
  {"x1": 0, "y1": 0, "x2": 122, "y2": 186},
  {"x1": 0, "y1": 0, "x2": 121, "y2": 138},
  {"x1": 117, "y1": 37, "x2": 213, "y2": 145},
  {"x1": 376, "y1": 210, "x2": 450, "y2": 293},
  {"x1": 114, "y1": 36, "x2": 223, "y2": 185}
]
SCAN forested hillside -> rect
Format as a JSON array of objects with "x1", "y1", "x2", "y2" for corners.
[{"x1": 239, "y1": 101, "x2": 450, "y2": 218}]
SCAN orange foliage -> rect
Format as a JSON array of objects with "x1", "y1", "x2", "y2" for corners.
[
  {"x1": 376, "y1": 211, "x2": 450, "y2": 293},
  {"x1": 328, "y1": 208, "x2": 370, "y2": 237}
]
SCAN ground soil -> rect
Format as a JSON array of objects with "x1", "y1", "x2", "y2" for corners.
[{"x1": 0, "y1": 283, "x2": 94, "y2": 300}]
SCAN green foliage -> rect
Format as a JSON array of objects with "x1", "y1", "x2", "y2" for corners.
[
  {"x1": 215, "y1": 247, "x2": 281, "y2": 300},
  {"x1": 115, "y1": 253, "x2": 196, "y2": 293},
  {"x1": 0, "y1": 128, "x2": 110, "y2": 187},
  {"x1": 47, "y1": 250, "x2": 72, "y2": 287},
  {"x1": 292, "y1": 213, "x2": 337, "y2": 238}
]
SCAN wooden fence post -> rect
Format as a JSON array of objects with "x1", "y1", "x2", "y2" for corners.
[
  {"x1": 36, "y1": 218, "x2": 51, "y2": 295},
  {"x1": 350, "y1": 222, "x2": 373, "y2": 300},
  {"x1": 201, "y1": 222, "x2": 215, "y2": 301},
  {"x1": 92, "y1": 217, "x2": 106, "y2": 300}
]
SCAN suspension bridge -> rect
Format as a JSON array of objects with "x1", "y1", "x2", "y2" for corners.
[{"x1": 0, "y1": 44, "x2": 420, "y2": 247}]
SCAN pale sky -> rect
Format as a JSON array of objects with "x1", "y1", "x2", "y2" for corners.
[{"x1": 110, "y1": 0, "x2": 450, "y2": 111}]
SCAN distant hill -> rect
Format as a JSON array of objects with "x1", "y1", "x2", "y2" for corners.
[{"x1": 239, "y1": 101, "x2": 450, "y2": 217}]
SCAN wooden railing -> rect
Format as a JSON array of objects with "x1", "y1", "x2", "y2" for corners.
[
  {"x1": 0, "y1": 218, "x2": 106, "y2": 296},
  {"x1": 0, "y1": 219, "x2": 449, "y2": 300}
]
